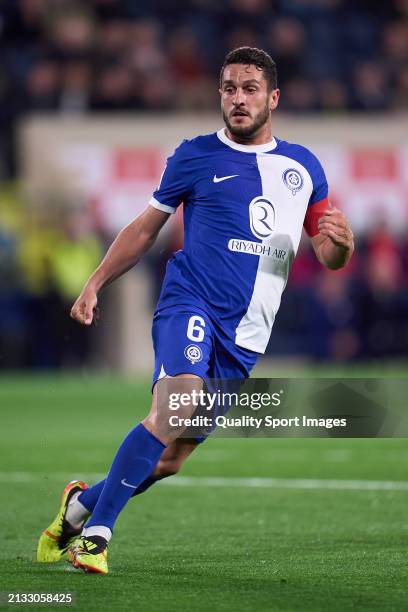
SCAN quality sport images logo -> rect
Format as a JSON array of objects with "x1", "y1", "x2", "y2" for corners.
[{"x1": 282, "y1": 168, "x2": 304, "y2": 195}]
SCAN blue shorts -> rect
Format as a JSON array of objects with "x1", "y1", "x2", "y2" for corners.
[{"x1": 152, "y1": 306, "x2": 258, "y2": 386}]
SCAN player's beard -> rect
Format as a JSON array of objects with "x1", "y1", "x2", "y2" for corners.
[{"x1": 223, "y1": 101, "x2": 270, "y2": 140}]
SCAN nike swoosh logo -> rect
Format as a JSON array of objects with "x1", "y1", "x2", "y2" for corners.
[
  {"x1": 213, "y1": 174, "x2": 239, "y2": 183},
  {"x1": 121, "y1": 478, "x2": 138, "y2": 489}
]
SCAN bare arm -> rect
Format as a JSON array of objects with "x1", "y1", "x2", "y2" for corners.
[
  {"x1": 311, "y1": 206, "x2": 354, "y2": 270},
  {"x1": 71, "y1": 206, "x2": 170, "y2": 325}
]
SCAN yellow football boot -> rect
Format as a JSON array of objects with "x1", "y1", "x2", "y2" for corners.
[
  {"x1": 36, "y1": 480, "x2": 88, "y2": 563},
  {"x1": 67, "y1": 536, "x2": 108, "y2": 574}
]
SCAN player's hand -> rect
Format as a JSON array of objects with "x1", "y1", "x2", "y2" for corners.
[
  {"x1": 70, "y1": 287, "x2": 100, "y2": 326},
  {"x1": 317, "y1": 206, "x2": 354, "y2": 251}
]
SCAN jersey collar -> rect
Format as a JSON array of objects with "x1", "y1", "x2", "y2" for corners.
[{"x1": 217, "y1": 128, "x2": 277, "y2": 153}]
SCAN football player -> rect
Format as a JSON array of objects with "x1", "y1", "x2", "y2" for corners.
[{"x1": 37, "y1": 47, "x2": 354, "y2": 574}]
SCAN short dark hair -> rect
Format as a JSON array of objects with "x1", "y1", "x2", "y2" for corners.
[{"x1": 220, "y1": 47, "x2": 278, "y2": 91}]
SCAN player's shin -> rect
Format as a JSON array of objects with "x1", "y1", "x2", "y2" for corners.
[
  {"x1": 73, "y1": 473, "x2": 159, "y2": 517},
  {"x1": 82, "y1": 423, "x2": 166, "y2": 537}
]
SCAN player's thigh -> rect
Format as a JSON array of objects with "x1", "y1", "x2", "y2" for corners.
[{"x1": 203, "y1": 337, "x2": 259, "y2": 425}]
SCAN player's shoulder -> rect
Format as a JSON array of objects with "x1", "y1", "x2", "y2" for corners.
[
  {"x1": 171, "y1": 132, "x2": 221, "y2": 159},
  {"x1": 273, "y1": 137, "x2": 324, "y2": 174},
  {"x1": 274, "y1": 138, "x2": 328, "y2": 198}
]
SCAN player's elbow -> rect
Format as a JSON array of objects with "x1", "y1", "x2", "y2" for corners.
[
  {"x1": 141, "y1": 228, "x2": 160, "y2": 254},
  {"x1": 121, "y1": 223, "x2": 159, "y2": 254}
]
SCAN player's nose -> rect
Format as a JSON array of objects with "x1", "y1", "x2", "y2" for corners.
[{"x1": 232, "y1": 87, "x2": 245, "y2": 106}]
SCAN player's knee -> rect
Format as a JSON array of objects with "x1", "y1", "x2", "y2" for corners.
[{"x1": 143, "y1": 416, "x2": 177, "y2": 445}]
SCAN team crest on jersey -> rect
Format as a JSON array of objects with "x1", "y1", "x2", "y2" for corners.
[
  {"x1": 249, "y1": 196, "x2": 276, "y2": 240},
  {"x1": 184, "y1": 344, "x2": 203, "y2": 364},
  {"x1": 282, "y1": 168, "x2": 304, "y2": 195}
]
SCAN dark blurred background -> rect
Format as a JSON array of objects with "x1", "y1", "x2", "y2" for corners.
[{"x1": 0, "y1": 0, "x2": 407, "y2": 371}]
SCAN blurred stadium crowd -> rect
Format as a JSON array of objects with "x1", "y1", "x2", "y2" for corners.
[
  {"x1": 1, "y1": 184, "x2": 407, "y2": 369},
  {"x1": 0, "y1": 0, "x2": 407, "y2": 369},
  {"x1": 1, "y1": 0, "x2": 408, "y2": 175}
]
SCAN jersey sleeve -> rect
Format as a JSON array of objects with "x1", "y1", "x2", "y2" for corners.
[
  {"x1": 149, "y1": 140, "x2": 192, "y2": 215},
  {"x1": 303, "y1": 152, "x2": 329, "y2": 237}
]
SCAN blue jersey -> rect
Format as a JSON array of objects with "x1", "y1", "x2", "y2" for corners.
[{"x1": 150, "y1": 128, "x2": 329, "y2": 354}]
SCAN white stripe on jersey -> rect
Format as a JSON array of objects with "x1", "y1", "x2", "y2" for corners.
[
  {"x1": 235, "y1": 153, "x2": 313, "y2": 353},
  {"x1": 149, "y1": 196, "x2": 176, "y2": 215}
]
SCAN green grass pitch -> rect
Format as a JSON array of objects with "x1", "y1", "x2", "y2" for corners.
[{"x1": 0, "y1": 372, "x2": 407, "y2": 611}]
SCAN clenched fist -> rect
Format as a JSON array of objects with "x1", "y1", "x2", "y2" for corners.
[
  {"x1": 70, "y1": 287, "x2": 99, "y2": 326},
  {"x1": 317, "y1": 206, "x2": 354, "y2": 251}
]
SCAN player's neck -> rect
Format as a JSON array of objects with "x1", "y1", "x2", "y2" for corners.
[{"x1": 224, "y1": 124, "x2": 274, "y2": 146}]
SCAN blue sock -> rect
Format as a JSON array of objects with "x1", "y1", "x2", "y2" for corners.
[
  {"x1": 78, "y1": 480, "x2": 105, "y2": 511},
  {"x1": 78, "y1": 474, "x2": 158, "y2": 512},
  {"x1": 131, "y1": 475, "x2": 157, "y2": 496},
  {"x1": 85, "y1": 423, "x2": 165, "y2": 532}
]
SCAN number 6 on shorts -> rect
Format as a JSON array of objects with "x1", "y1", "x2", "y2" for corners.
[{"x1": 187, "y1": 315, "x2": 206, "y2": 342}]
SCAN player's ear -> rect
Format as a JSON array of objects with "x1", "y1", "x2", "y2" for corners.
[{"x1": 269, "y1": 88, "x2": 280, "y2": 111}]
